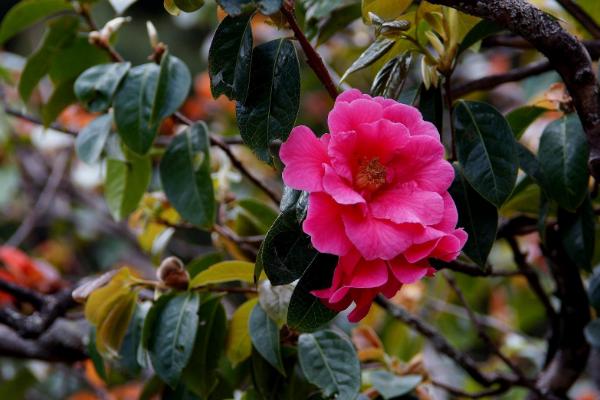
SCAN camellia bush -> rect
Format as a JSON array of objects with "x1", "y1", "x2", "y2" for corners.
[{"x1": 1, "y1": 0, "x2": 600, "y2": 399}]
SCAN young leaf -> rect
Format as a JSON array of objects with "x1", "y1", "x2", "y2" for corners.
[
  {"x1": 538, "y1": 114, "x2": 589, "y2": 212},
  {"x1": 216, "y1": 0, "x2": 282, "y2": 16},
  {"x1": 287, "y1": 253, "x2": 338, "y2": 332},
  {"x1": 249, "y1": 304, "x2": 285, "y2": 375},
  {"x1": 190, "y1": 261, "x2": 255, "y2": 287},
  {"x1": 159, "y1": 122, "x2": 215, "y2": 228},
  {"x1": 105, "y1": 151, "x2": 151, "y2": 220},
  {"x1": 298, "y1": 330, "x2": 360, "y2": 400},
  {"x1": 209, "y1": 13, "x2": 253, "y2": 101},
  {"x1": 340, "y1": 37, "x2": 395, "y2": 83},
  {"x1": 448, "y1": 165, "x2": 498, "y2": 267},
  {"x1": 0, "y1": 0, "x2": 74, "y2": 44},
  {"x1": 453, "y1": 100, "x2": 518, "y2": 207},
  {"x1": 74, "y1": 62, "x2": 131, "y2": 112},
  {"x1": 371, "y1": 53, "x2": 412, "y2": 99},
  {"x1": 174, "y1": 0, "x2": 205, "y2": 12},
  {"x1": 76, "y1": 113, "x2": 113, "y2": 165},
  {"x1": 236, "y1": 38, "x2": 300, "y2": 162},
  {"x1": 182, "y1": 297, "x2": 226, "y2": 398},
  {"x1": 370, "y1": 371, "x2": 421, "y2": 400},
  {"x1": 558, "y1": 195, "x2": 595, "y2": 271},
  {"x1": 148, "y1": 293, "x2": 201, "y2": 388},
  {"x1": 260, "y1": 208, "x2": 318, "y2": 285},
  {"x1": 506, "y1": 105, "x2": 547, "y2": 140},
  {"x1": 18, "y1": 16, "x2": 78, "y2": 103},
  {"x1": 226, "y1": 297, "x2": 257, "y2": 366}
]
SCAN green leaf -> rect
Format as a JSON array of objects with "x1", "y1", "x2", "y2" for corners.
[
  {"x1": 340, "y1": 37, "x2": 395, "y2": 83},
  {"x1": 298, "y1": 330, "x2": 360, "y2": 400},
  {"x1": 216, "y1": 0, "x2": 282, "y2": 16},
  {"x1": 538, "y1": 114, "x2": 589, "y2": 212},
  {"x1": 448, "y1": 165, "x2": 498, "y2": 267},
  {"x1": 174, "y1": 0, "x2": 205, "y2": 12},
  {"x1": 148, "y1": 293, "x2": 201, "y2": 388},
  {"x1": 226, "y1": 297, "x2": 257, "y2": 366},
  {"x1": 361, "y1": 0, "x2": 412, "y2": 22},
  {"x1": 457, "y1": 20, "x2": 503, "y2": 55},
  {"x1": 419, "y1": 84, "x2": 443, "y2": 132},
  {"x1": 506, "y1": 105, "x2": 547, "y2": 140},
  {"x1": 371, "y1": 53, "x2": 412, "y2": 100},
  {"x1": 249, "y1": 304, "x2": 284, "y2": 374},
  {"x1": 584, "y1": 319, "x2": 600, "y2": 349},
  {"x1": 119, "y1": 302, "x2": 150, "y2": 375},
  {"x1": 287, "y1": 253, "x2": 338, "y2": 332},
  {"x1": 237, "y1": 198, "x2": 278, "y2": 234},
  {"x1": 18, "y1": 16, "x2": 78, "y2": 102},
  {"x1": 588, "y1": 269, "x2": 600, "y2": 311},
  {"x1": 182, "y1": 297, "x2": 226, "y2": 398},
  {"x1": 370, "y1": 371, "x2": 421, "y2": 400},
  {"x1": 159, "y1": 122, "x2": 215, "y2": 228},
  {"x1": 236, "y1": 38, "x2": 300, "y2": 162},
  {"x1": 42, "y1": 77, "x2": 77, "y2": 126},
  {"x1": 105, "y1": 151, "x2": 151, "y2": 220},
  {"x1": 258, "y1": 280, "x2": 294, "y2": 327},
  {"x1": 76, "y1": 113, "x2": 113, "y2": 165},
  {"x1": 0, "y1": 0, "x2": 73, "y2": 44},
  {"x1": 186, "y1": 253, "x2": 224, "y2": 278},
  {"x1": 113, "y1": 54, "x2": 191, "y2": 155},
  {"x1": 516, "y1": 143, "x2": 545, "y2": 187},
  {"x1": 152, "y1": 53, "x2": 192, "y2": 125},
  {"x1": 190, "y1": 261, "x2": 255, "y2": 287},
  {"x1": 260, "y1": 208, "x2": 318, "y2": 285},
  {"x1": 75, "y1": 62, "x2": 131, "y2": 112},
  {"x1": 558, "y1": 195, "x2": 595, "y2": 271},
  {"x1": 48, "y1": 36, "x2": 110, "y2": 84},
  {"x1": 209, "y1": 13, "x2": 253, "y2": 101},
  {"x1": 453, "y1": 100, "x2": 518, "y2": 207}
]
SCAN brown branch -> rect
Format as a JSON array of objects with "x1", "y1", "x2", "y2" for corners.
[
  {"x1": 436, "y1": 260, "x2": 521, "y2": 277},
  {"x1": 0, "y1": 279, "x2": 45, "y2": 309},
  {"x1": 430, "y1": 380, "x2": 511, "y2": 399},
  {"x1": 555, "y1": 0, "x2": 600, "y2": 39},
  {"x1": 280, "y1": 5, "x2": 339, "y2": 100},
  {"x1": 374, "y1": 295, "x2": 512, "y2": 388},
  {"x1": 429, "y1": 0, "x2": 600, "y2": 181}
]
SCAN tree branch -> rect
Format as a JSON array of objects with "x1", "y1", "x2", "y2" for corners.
[
  {"x1": 429, "y1": 0, "x2": 600, "y2": 180},
  {"x1": 555, "y1": 0, "x2": 600, "y2": 39}
]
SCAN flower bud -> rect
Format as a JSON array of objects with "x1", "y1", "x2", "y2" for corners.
[{"x1": 157, "y1": 256, "x2": 189, "y2": 290}]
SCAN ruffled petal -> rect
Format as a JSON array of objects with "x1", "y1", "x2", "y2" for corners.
[
  {"x1": 370, "y1": 183, "x2": 444, "y2": 225},
  {"x1": 328, "y1": 99, "x2": 383, "y2": 133},
  {"x1": 303, "y1": 193, "x2": 354, "y2": 256},
  {"x1": 389, "y1": 258, "x2": 431, "y2": 284},
  {"x1": 280, "y1": 125, "x2": 329, "y2": 191},
  {"x1": 322, "y1": 165, "x2": 365, "y2": 205},
  {"x1": 383, "y1": 104, "x2": 440, "y2": 138}
]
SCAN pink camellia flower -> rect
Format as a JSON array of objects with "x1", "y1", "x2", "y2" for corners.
[{"x1": 279, "y1": 89, "x2": 467, "y2": 322}]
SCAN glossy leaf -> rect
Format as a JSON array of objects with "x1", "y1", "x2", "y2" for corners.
[
  {"x1": 453, "y1": 100, "x2": 518, "y2": 207},
  {"x1": 258, "y1": 280, "x2": 294, "y2": 327},
  {"x1": 159, "y1": 122, "x2": 215, "y2": 228},
  {"x1": 0, "y1": 0, "x2": 73, "y2": 44},
  {"x1": 448, "y1": 165, "x2": 498, "y2": 267},
  {"x1": 506, "y1": 105, "x2": 547, "y2": 140},
  {"x1": 558, "y1": 195, "x2": 595, "y2": 271},
  {"x1": 148, "y1": 293, "x2": 201, "y2": 388},
  {"x1": 226, "y1": 297, "x2": 257, "y2": 366},
  {"x1": 287, "y1": 253, "x2": 338, "y2": 332},
  {"x1": 516, "y1": 143, "x2": 546, "y2": 187},
  {"x1": 216, "y1": 0, "x2": 282, "y2": 16},
  {"x1": 538, "y1": 114, "x2": 589, "y2": 212},
  {"x1": 371, "y1": 53, "x2": 412, "y2": 100},
  {"x1": 236, "y1": 38, "x2": 300, "y2": 162},
  {"x1": 340, "y1": 37, "x2": 395, "y2": 83},
  {"x1": 209, "y1": 14, "x2": 253, "y2": 101},
  {"x1": 174, "y1": 0, "x2": 205, "y2": 12},
  {"x1": 105, "y1": 151, "x2": 151, "y2": 221},
  {"x1": 260, "y1": 208, "x2": 318, "y2": 285},
  {"x1": 152, "y1": 53, "x2": 192, "y2": 124},
  {"x1": 182, "y1": 297, "x2": 226, "y2": 398},
  {"x1": 249, "y1": 304, "x2": 284, "y2": 374},
  {"x1": 76, "y1": 114, "x2": 113, "y2": 165},
  {"x1": 18, "y1": 16, "x2": 78, "y2": 102},
  {"x1": 190, "y1": 261, "x2": 255, "y2": 287},
  {"x1": 298, "y1": 330, "x2": 360, "y2": 400},
  {"x1": 74, "y1": 62, "x2": 131, "y2": 112},
  {"x1": 370, "y1": 371, "x2": 421, "y2": 400}
]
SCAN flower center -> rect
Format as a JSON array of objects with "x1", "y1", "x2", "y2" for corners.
[{"x1": 355, "y1": 157, "x2": 387, "y2": 192}]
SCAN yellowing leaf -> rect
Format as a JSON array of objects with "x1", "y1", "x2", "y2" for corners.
[
  {"x1": 226, "y1": 298, "x2": 257, "y2": 366},
  {"x1": 190, "y1": 261, "x2": 255, "y2": 288},
  {"x1": 84, "y1": 268, "x2": 135, "y2": 325},
  {"x1": 362, "y1": 0, "x2": 413, "y2": 22}
]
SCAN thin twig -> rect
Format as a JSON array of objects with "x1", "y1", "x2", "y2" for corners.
[
  {"x1": 431, "y1": 380, "x2": 511, "y2": 399},
  {"x1": 280, "y1": 5, "x2": 339, "y2": 100},
  {"x1": 555, "y1": 0, "x2": 600, "y2": 39},
  {"x1": 437, "y1": 260, "x2": 521, "y2": 277},
  {"x1": 7, "y1": 151, "x2": 70, "y2": 247}
]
